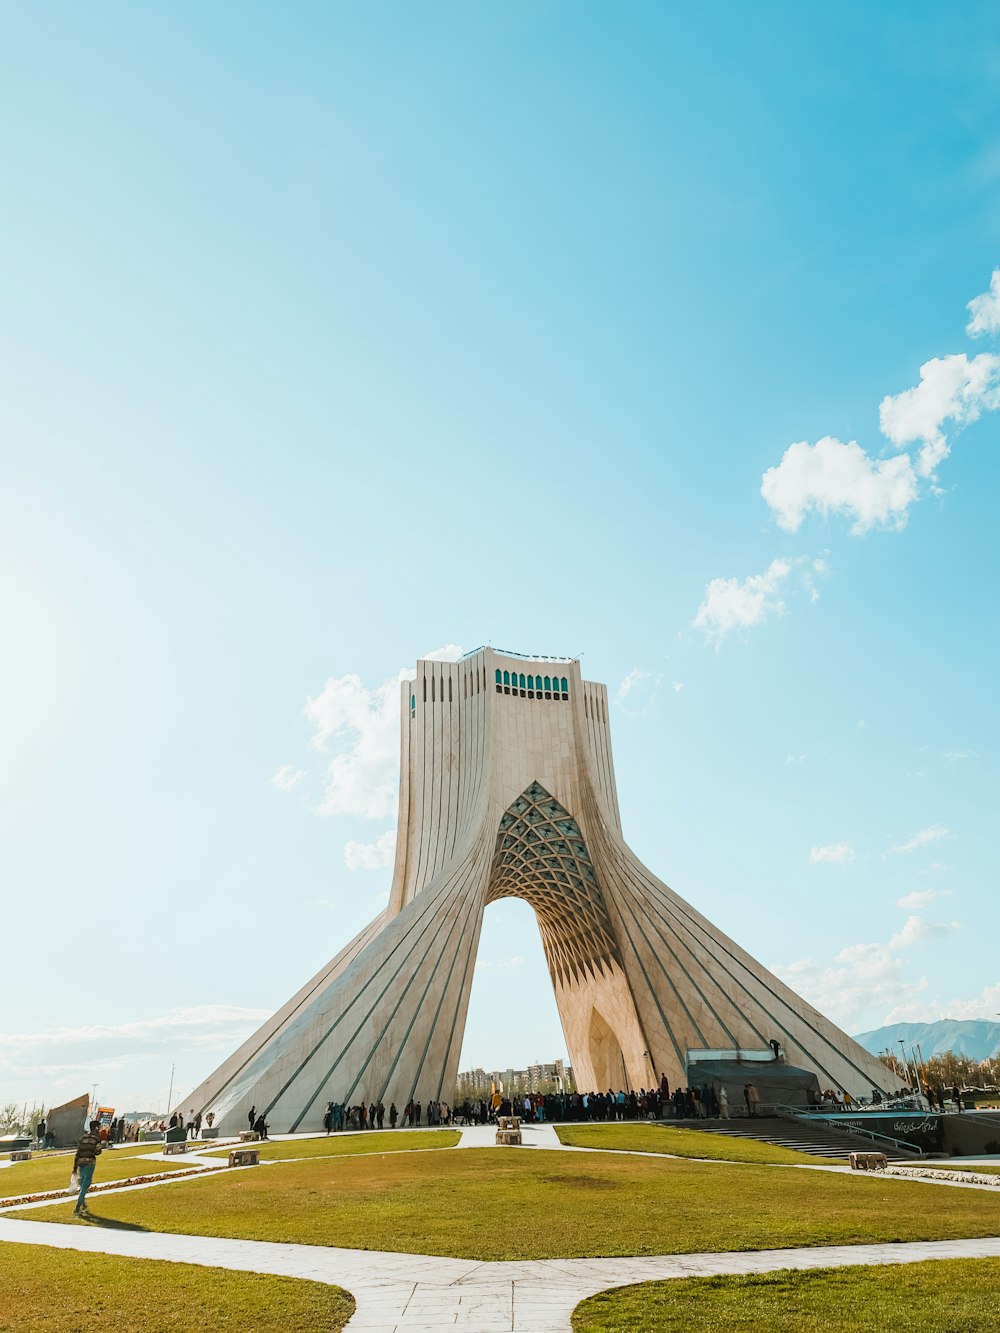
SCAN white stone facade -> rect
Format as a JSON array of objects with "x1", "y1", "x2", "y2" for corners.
[{"x1": 182, "y1": 649, "x2": 889, "y2": 1133}]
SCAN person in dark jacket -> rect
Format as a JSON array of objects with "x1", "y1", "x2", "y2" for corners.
[{"x1": 73, "y1": 1120, "x2": 103, "y2": 1215}]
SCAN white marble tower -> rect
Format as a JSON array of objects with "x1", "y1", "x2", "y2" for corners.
[{"x1": 183, "y1": 648, "x2": 888, "y2": 1132}]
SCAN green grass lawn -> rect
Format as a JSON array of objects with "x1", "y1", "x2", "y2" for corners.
[
  {"x1": 204, "y1": 1129, "x2": 459, "y2": 1161},
  {"x1": 556, "y1": 1122, "x2": 841, "y2": 1165},
  {"x1": 17, "y1": 1148, "x2": 1000, "y2": 1261},
  {"x1": 0, "y1": 1149, "x2": 200, "y2": 1199},
  {"x1": 0, "y1": 1241, "x2": 353, "y2": 1332},
  {"x1": 572, "y1": 1258, "x2": 1000, "y2": 1331}
]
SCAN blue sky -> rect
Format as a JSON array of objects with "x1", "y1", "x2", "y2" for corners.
[{"x1": 2, "y1": 2, "x2": 998, "y2": 1113}]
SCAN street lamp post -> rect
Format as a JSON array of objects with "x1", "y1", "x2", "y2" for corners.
[{"x1": 898, "y1": 1040, "x2": 911, "y2": 1090}]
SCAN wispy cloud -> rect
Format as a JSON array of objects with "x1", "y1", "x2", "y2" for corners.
[
  {"x1": 271, "y1": 764, "x2": 306, "y2": 792},
  {"x1": 889, "y1": 824, "x2": 949, "y2": 856},
  {"x1": 966, "y1": 267, "x2": 1000, "y2": 337},
  {"x1": 888, "y1": 914, "x2": 959, "y2": 949},
  {"x1": 809, "y1": 842, "x2": 854, "y2": 865},
  {"x1": 475, "y1": 956, "x2": 525, "y2": 971},
  {"x1": 879, "y1": 352, "x2": 1000, "y2": 478},
  {"x1": 773, "y1": 910, "x2": 959, "y2": 1029},
  {"x1": 279, "y1": 645, "x2": 463, "y2": 823},
  {"x1": 884, "y1": 979, "x2": 1000, "y2": 1025},
  {"x1": 344, "y1": 829, "x2": 396, "y2": 871},
  {"x1": 615, "y1": 667, "x2": 662, "y2": 711},
  {"x1": 896, "y1": 888, "x2": 948, "y2": 910},
  {"x1": 693, "y1": 558, "x2": 793, "y2": 644}
]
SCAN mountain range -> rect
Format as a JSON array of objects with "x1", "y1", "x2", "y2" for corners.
[{"x1": 854, "y1": 1019, "x2": 1000, "y2": 1062}]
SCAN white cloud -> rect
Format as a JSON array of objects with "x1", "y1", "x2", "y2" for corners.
[
  {"x1": 888, "y1": 914, "x2": 959, "y2": 950},
  {"x1": 773, "y1": 948, "x2": 927, "y2": 1031},
  {"x1": 889, "y1": 824, "x2": 949, "y2": 855},
  {"x1": 616, "y1": 667, "x2": 648, "y2": 704},
  {"x1": 304, "y1": 645, "x2": 463, "y2": 820},
  {"x1": 761, "y1": 436, "x2": 918, "y2": 534},
  {"x1": 271, "y1": 764, "x2": 306, "y2": 793},
  {"x1": 773, "y1": 909, "x2": 958, "y2": 1030},
  {"x1": 896, "y1": 889, "x2": 938, "y2": 910},
  {"x1": 693, "y1": 557, "x2": 792, "y2": 644},
  {"x1": 0, "y1": 1006, "x2": 273, "y2": 1114},
  {"x1": 809, "y1": 842, "x2": 854, "y2": 864},
  {"x1": 879, "y1": 352, "x2": 1000, "y2": 477},
  {"x1": 671, "y1": 681, "x2": 684, "y2": 693},
  {"x1": 943, "y1": 749, "x2": 977, "y2": 763},
  {"x1": 0, "y1": 1005, "x2": 270, "y2": 1052},
  {"x1": 884, "y1": 979, "x2": 1000, "y2": 1025},
  {"x1": 615, "y1": 667, "x2": 662, "y2": 710},
  {"x1": 967, "y1": 268, "x2": 1000, "y2": 337},
  {"x1": 344, "y1": 829, "x2": 396, "y2": 871},
  {"x1": 421, "y1": 644, "x2": 464, "y2": 663},
  {"x1": 0, "y1": 1005, "x2": 270, "y2": 1084},
  {"x1": 801, "y1": 555, "x2": 829, "y2": 603}
]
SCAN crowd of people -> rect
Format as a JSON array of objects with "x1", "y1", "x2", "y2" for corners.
[
  {"x1": 321, "y1": 1099, "x2": 456, "y2": 1131},
  {"x1": 318, "y1": 1078, "x2": 769, "y2": 1127}
]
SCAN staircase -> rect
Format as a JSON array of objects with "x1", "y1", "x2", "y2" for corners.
[{"x1": 667, "y1": 1115, "x2": 920, "y2": 1163}]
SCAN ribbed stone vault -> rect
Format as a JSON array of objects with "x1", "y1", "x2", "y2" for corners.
[{"x1": 486, "y1": 782, "x2": 622, "y2": 987}]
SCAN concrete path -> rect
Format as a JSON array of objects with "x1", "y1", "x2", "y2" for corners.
[
  {"x1": 3, "y1": 1214, "x2": 1000, "y2": 1332},
  {"x1": 457, "y1": 1123, "x2": 563, "y2": 1150}
]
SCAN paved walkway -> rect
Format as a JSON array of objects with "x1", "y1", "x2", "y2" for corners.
[
  {"x1": 3, "y1": 1214, "x2": 1000, "y2": 1331},
  {"x1": 4, "y1": 1129, "x2": 1000, "y2": 1330}
]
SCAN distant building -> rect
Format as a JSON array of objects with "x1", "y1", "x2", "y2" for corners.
[{"x1": 455, "y1": 1060, "x2": 575, "y2": 1099}]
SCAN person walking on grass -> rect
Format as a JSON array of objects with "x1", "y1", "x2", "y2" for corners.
[{"x1": 73, "y1": 1119, "x2": 103, "y2": 1216}]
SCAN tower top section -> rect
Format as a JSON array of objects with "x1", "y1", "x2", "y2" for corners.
[{"x1": 456, "y1": 645, "x2": 578, "y2": 665}]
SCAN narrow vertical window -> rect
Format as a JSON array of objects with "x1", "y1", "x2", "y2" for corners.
[
  {"x1": 448, "y1": 676, "x2": 453, "y2": 702},
  {"x1": 496, "y1": 669, "x2": 502, "y2": 685},
  {"x1": 423, "y1": 677, "x2": 427, "y2": 703}
]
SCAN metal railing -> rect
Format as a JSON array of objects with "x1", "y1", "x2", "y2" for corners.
[{"x1": 767, "y1": 1105, "x2": 925, "y2": 1157}]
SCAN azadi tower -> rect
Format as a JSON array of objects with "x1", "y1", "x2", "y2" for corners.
[{"x1": 185, "y1": 648, "x2": 888, "y2": 1132}]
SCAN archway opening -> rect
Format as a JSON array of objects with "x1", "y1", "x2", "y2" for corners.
[{"x1": 457, "y1": 897, "x2": 570, "y2": 1091}]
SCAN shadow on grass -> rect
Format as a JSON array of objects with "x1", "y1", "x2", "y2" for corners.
[{"x1": 78, "y1": 1212, "x2": 150, "y2": 1232}]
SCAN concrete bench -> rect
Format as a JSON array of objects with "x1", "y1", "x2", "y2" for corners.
[
  {"x1": 229, "y1": 1148, "x2": 260, "y2": 1167},
  {"x1": 238, "y1": 1130, "x2": 260, "y2": 1142},
  {"x1": 10, "y1": 1151, "x2": 31, "y2": 1162},
  {"x1": 850, "y1": 1151, "x2": 887, "y2": 1171},
  {"x1": 163, "y1": 1141, "x2": 187, "y2": 1155},
  {"x1": 495, "y1": 1115, "x2": 522, "y2": 1145}
]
